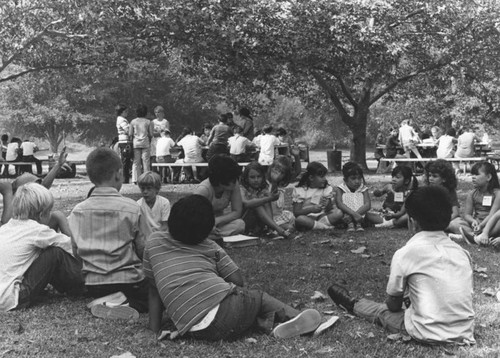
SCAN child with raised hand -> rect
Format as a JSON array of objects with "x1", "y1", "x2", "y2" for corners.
[
  {"x1": 293, "y1": 162, "x2": 342, "y2": 231},
  {"x1": 335, "y1": 162, "x2": 379, "y2": 232},
  {"x1": 458, "y1": 161, "x2": 500, "y2": 245},
  {"x1": 423, "y1": 159, "x2": 463, "y2": 234},
  {"x1": 137, "y1": 171, "x2": 171, "y2": 232},
  {"x1": 145, "y1": 194, "x2": 322, "y2": 341},
  {"x1": 373, "y1": 166, "x2": 419, "y2": 229},
  {"x1": 327, "y1": 186, "x2": 475, "y2": 345},
  {"x1": 240, "y1": 160, "x2": 298, "y2": 240},
  {"x1": 0, "y1": 183, "x2": 84, "y2": 311}
]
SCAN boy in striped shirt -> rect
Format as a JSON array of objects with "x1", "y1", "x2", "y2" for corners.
[{"x1": 145, "y1": 194, "x2": 322, "y2": 340}]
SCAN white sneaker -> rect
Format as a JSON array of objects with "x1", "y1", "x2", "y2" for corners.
[
  {"x1": 272, "y1": 309, "x2": 322, "y2": 338},
  {"x1": 91, "y1": 304, "x2": 139, "y2": 321},
  {"x1": 448, "y1": 233, "x2": 464, "y2": 242},
  {"x1": 87, "y1": 291, "x2": 127, "y2": 309},
  {"x1": 375, "y1": 219, "x2": 394, "y2": 228}
]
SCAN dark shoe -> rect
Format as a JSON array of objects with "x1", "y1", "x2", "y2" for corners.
[{"x1": 327, "y1": 284, "x2": 355, "y2": 313}]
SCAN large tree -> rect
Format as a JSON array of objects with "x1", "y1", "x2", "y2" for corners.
[{"x1": 150, "y1": 0, "x2": 500, "y2": 166}]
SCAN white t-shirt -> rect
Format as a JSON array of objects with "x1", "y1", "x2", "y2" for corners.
[
  {"x1": 156, "y1": 137, "x2": 175, "y2": 157},
  {"x1": 137, "y1": 196, "x2": 171, "y2": 231},
  {"x1": 177, "y1": 135, "x2": 203, "y2": 162},
  {"x1": 258, "y1": 134, "x2": 280, "y2": 165},
  {"x1": 116, "y1": 116, "x2": 130, "y2": 142},
  {"x1": 398, "y1": 124, "x2": 419, "y2": 147},
  {"x1": 151, "y1": 119, "x2": 170, "y2": 156},
  {"x1": 6, "y1": 143, "x2": 19, "y2": 161},
  {"x1": 229, "y1": 134, "x2": 251, "y2": 155},
  {"x1": 0, "y1": 219, "x2": 73, "y2": 311},
  {"x1": 455, "y1": 132, "x2": 476, "y2": 158},
  {"x1": 21, "y1": 142, "x2": 37, "y2": 156},
  {"x1": 386, "y1": 231, "x2": 475, "y2": 344},
  {"x1": 436, "y1": 135, "x2": 455, "y2": 158}
]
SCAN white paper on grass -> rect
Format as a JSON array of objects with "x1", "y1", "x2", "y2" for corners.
[{"x1": 223, "y1": 234, "x2": 259, "y2": 243}]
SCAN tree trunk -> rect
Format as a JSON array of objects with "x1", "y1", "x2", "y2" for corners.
[{"x1": 350, "y1": 120, "x2": 368, "y2": 169}]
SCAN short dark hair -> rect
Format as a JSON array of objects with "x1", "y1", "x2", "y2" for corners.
[
  {"x1": 136, "y1": 103, "x2": 148, "y2": 117},
  {"x1": 239, "y1": 107, "x2": 251, "y2": 117},
  {"x1": 276, "y1": 127, "x2": 287, "y2": 136},
  {"x1": 405, "y1": 186, "x2": 451, "y2": 231},
  {"x1": 219, "y1": 113, "x2": 228, "y2": 124},
  {"x1": 233, "y1": 125, "x2": 242, "y2": 133},
  {"x1": 208, "y1": 155, "x2": 242, "y2": 186},
  {"x1": 168, "y1": 195, "x2": 215, "y2": 245},
  {"x1": 1, "y1": 134, "x2": 8, "y2": 142},
  {"x1": 262, "y1": 124, "x2": 273, "y2": 134},
  {"x1": 424, "y1": 159, "x2": 457, "y2": 191},
  {"x1": 115, "y1": 104, "x2": 127, "y2": 116},
  {"x1": 86, "y1": 147, "x2": 122, "y2": 185}
]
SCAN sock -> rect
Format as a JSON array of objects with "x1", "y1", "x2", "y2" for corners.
[
  {"x1": 313, "y1": 221, "x2": 329, "y2": 230},
  {"x1": 318, "y1": 215, "x2": 332, "y2": 226}
]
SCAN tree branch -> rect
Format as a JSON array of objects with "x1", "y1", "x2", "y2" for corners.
[
  {"x1": 369, "y1": 60, "x2": 450, "y2": 105},
  {"x1": 310, "y1": 70, "x2": 351, "y2": 121},
  {"x1": 388, "y1": 8, "x2": 425, "y2": 29},
  {"x1": 0, "y1": 63, "x2": 86, "y2": 83}
]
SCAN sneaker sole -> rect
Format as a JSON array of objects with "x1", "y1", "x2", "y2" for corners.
[
  {"x1": 91, "y1": 304, "x2": 139, "y2": 321},
  {"x1": 313, "y1": 315, "x2": 340, "y2": 337},
  {"x1": 87, "y1": 291, "x2": 127, "y2": 309},
  {"x1": 272, "y1": 309, "x2": 321, "y2": 339}
]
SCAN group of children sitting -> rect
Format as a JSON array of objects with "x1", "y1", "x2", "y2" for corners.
[{"x1": 0, "y1": 146, "x2": 487, "y2": 345}]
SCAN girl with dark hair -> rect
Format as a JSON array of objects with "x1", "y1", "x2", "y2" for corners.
[
  {"x1": 373, "y1": 165, "x2": 419, "y2": 228},
  {"x1": 293, "y1": 162, "x2": 342, "y2": 231}
]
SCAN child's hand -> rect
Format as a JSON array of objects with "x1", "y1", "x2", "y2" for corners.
[
  {"x1": 270, "y1": 190, "x2": 280, "y2": 202},
  {"x1": 353, "y1": 213, "x2": 364, "y2": 223},
  {"x1": 308, "y1": 205, "x2": 323, "y2": 214},
  {"x1": 475, "y1": 233, "x2": 489, "y2": 245},
  {"x1": 319, "y1": 197, "x2": 329, "y2": 208},
  {"x1": 490, "y1": 237, "x2": 500, "y2": 248}
]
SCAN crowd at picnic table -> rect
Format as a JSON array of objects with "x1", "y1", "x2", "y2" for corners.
[{"x1": 3, "y1": 106, "x2": 500, "y2": 346}]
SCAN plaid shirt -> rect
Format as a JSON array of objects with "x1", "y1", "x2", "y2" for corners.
[{"x1": 68, "y1": 187, "x2": 151, "y2": 285}]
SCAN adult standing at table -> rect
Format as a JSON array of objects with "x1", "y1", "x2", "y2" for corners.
[
  {"x1": 116, "y1": 104, "x2": 133, "y2": 184},
  {"x1": 398, "y1": 119, "x2": 422, "y2": 159},
  {"x1": 150, "y1": 106, "x2": 170, "y2": 172},
  {"x1": 454, "y1": 126, "x2": 478, "y2": 174},
  {"x1": 436, "y1": 128, "x2": 457, "y2": 159},
  {"x1": 239, "y1": 107, "x2": 254, "y2": 141},
  {"x1": 129, "y1": 104, "x2": 153, "y2": 183}
]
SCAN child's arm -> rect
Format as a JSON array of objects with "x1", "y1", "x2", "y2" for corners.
[
  {"x1": 241, "y1": 190, "x2": 278, "y2": 209},
  {"x1": 0, "y1": 182, "x2": 13, "y2": 225},
  {"x1": 478, "y1": 191, "x2": 500, "y2": 232},
  {"x1": 356, "y1": 191, "x2": 371, "y2": 216},
  {"x1": 148, "y1": 283, "x2": 165, "y2": 333},
  {"x1": 462, "y1": 192, "x2": 476, "y2": 227},
  {"x1": 386, "y1": 205, "x2": 407, "y2": 220},
  {"x1": 42, "y1": 146, "x2": 68, "y2": 190},
  {"x1": 292, "y1": 200, "x2": 323, "y2": 216},
  {"x1": 214, "y1": 182, "x2": 243, "y2": 227},
  {"x1": 48, "y1": 211, "x2": 73, "y2": 238},
  {"x1": 224, "y1": 269, "x2": 244, "y2": 287}
]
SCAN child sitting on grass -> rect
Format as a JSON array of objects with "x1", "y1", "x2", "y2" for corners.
[
  {"x1": 0, "y1": 183, "x2": 84, "y2": 311},
  {"x1": 137, "y1": 171, "x2": 170, "y2": 232},
  {"x1": 240, "y1": 161, "x2": 298, "y2": 240},
  {"x1": 335, "y1": 162, "x2": 378, "y2": 232},
  {"x1": 293, "y1": 162, "x2": 342, "y2": 231},
  {"x1": 69, "y1": 147, "x2": 151, "y2": 317},
  {"x1": 373, "y1": 166, "x2": 418, "y2": 228},
  {"x1": 455, "y1": 162, "x2": 500, "y2": 245},
  {"x1": 145, "y1": 194, "x2": 322, "y2": 341},
  {"x1": 424, "y1": 159, "x2": 465, "y2": 235},
  {"x1": 327, "y1": 185, "x2": 475, "y2": 345}
]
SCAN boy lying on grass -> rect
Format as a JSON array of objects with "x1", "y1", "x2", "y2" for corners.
[
  {"x1": 145, "y1": 194, "x2": 322, "y2": 341},
  {"x1": 0, "y1": 183, "x2": 84, "y2": 311},
  {"x1": 328, "y1": 185, "x2": 476, "y2": 345}
]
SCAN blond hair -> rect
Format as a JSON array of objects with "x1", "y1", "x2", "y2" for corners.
[
  {"x1": 137, "y1": 171, "x2": 162, "y2": 190},
  {"x1": 12, "y1": 183, "x2": 54, "y2": 221}
]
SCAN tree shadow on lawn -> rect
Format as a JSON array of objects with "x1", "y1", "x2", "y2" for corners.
[{"x1": 2, "y1": 180, "x2": 499, "y2": 357}]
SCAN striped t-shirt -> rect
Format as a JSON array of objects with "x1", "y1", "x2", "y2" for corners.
[{"x1": 143, "y1": 233, "x2": 239, "y2": 335}]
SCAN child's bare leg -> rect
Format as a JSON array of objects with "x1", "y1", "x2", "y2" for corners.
[
  {"x1": 325, "y1": 209, "x2": 343, "y2": 225},
  {"x1": 295, "y1": 215, "x2": 316, "y2": 230},
  {"x1": 255, "y1": 206, "x2": 286, "y2": 234},
  {"x1": 393, "y1": 214, "x2": 409, "y2": 228},
  {"x1": 488, "y1": 220, "x2": 500, "y2": 238}
]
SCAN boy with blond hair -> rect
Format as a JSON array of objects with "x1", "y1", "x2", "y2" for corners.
[
  {"x1": 69, "y1": 147, "x2": 151, "y2": 318},
  {"x1": 0, "y1": 183, "x2": 83, "y2": 311},
  {"x1": 136, "y1": 171, "x2": 170, "y2": 232}
]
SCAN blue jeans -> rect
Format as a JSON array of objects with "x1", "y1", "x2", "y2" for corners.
[
  {"x1": 189, "y1": 287, "x2": 299, "y2": 341},
  {"x1": 354, "y1": 298, "x2": 407, "y2": 333},
  {"x1": 16, "y1": 247, "x2": 84, "y2": 309}
]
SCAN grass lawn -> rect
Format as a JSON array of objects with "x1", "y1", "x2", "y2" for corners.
[{"x1": 1, "y1": 176, "x2": 500, "y2": 357}]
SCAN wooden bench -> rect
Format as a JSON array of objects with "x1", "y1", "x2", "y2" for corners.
[
  {"x1": 152, "y1": 162, "x2": 251, "y2": 183},
  {"x1": 379, "y1": 157, "x2": 487, "y2": 173}
]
